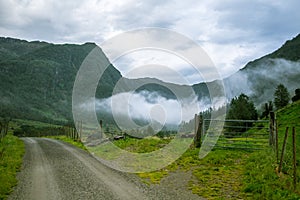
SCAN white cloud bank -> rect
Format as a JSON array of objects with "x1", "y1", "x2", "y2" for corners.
[{"x1": 95, "y1": 90, "x2": 211, "y2": 126}]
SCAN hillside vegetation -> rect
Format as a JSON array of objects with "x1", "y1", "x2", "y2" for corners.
[
  {"x1": 0, "y1": 37, "x2": 121, "y2": 123},
  {"x1": 1, "y1": 34, "x2": 300, "y2": 125},
  {"x1": 243, "y1": 100, "x2": 300, "y2": 199}
]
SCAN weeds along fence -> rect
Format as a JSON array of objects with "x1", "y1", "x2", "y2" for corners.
[{"x1": 277, "y1": 127, "x2": 298, "y2": 192}]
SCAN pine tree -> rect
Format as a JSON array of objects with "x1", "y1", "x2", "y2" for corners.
[
  {"x1": 226, "y1": 93, "x2": 258, "y2": 136},
  {"x1": 274, "y1": 84, "x2": 290, "y2": 110},
  {"x1": 292, "y1": 88, "x2": 300, "y2": 102},
  {"x1": 227, "y1": 94, "x2": 258, "y2": 121}
]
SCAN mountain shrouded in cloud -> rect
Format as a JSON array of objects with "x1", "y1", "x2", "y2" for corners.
[{"x1": 0, "y1": 34, "x2": 299, "y2": 125}]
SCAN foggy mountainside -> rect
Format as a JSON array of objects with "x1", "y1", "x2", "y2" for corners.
[
  {"x1": 0, "y1": 34, "x2": 299, "y2": 124},
  {"x1": 223, "y1": 34, "x2": 300, "y2": 104},
  {"x1": 120, "y1": 34, "x2": 300, "y2": 105}
]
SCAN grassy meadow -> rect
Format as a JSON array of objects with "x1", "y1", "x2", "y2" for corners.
[{"x1": 0, "y1": 100, "x2": 299, "y2": 199}]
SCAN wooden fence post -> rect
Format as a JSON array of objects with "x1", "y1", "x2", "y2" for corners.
[
  {"x1": 269, "y1": 112, "x2": 275, "y2": 146},
  {"x1": 276, "y1": 120, "x2": 279, "y2": 163},
  {"x1": 199, "y1": 115, "x2": 203, "y2": 146},
  {"x1": 100, "y1": 120, "x2": 103, "y2": 137},
  {"x1": 64, "y1": 126, "x2": 67, "y2": 138},
  {"x1": 80, "y1": 120, "x2": 82, "y2": 142},
  {"x1": 76, "y1": 121, "x2": 79, "y2": 140},
  {"x1": 99, "y1": 120, "x2": 103, "y2": 129},
  {"x1": 68, "y1": 126, "x2": 70, "y2": 138},
  {"x1": 278, "y1": 127, "x2": 289, "y2": 173},
  {"x1": 72, "y1": 126, "x2": 75, "y2": 140},
  {"x1": 194, "y1": 114, "x2": 203, "y2": 148},
  {"x1": 194, "y1": 114, "x2": 199, "y2": 147},
  {"x1": 70, "y1": 126, "x2": 72, "y2": 139},
  {"x1": 292, "y1": 127, "x2": 297, "y2": 191}
]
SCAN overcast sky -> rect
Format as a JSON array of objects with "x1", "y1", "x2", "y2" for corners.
[{"x1": 1, "y1": 0, "x2": 300, "y2": 84}]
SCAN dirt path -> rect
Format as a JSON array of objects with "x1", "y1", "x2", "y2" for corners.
[{"x1": 9, "y1": 138, "x2": 203, "y2": 200}]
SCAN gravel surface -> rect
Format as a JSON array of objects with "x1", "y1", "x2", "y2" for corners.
[{"x1": 9, "y1": 138, "x2": 204, "y2": 200}]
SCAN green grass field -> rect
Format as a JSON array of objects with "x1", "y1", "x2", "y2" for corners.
[
  {"x1": 111, "y1": 101, "x2": 300, "y2": 199},
  {"x1": 242, "y1": 100, "x2": 300, "y2": 199},
  {"x1": 0, "y1": 101, "x2": 298, "y2": 199}
]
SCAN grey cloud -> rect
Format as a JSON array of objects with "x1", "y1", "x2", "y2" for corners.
[
  {"x1": 0, "y1": 0, "x2": 299, "y2": 84},
  {"x1": 111, "y1": 0, "x2": 177, "y2": 29},
  {"x1": 93, "y1": 90, "x2": 209, "y2": 126},
  {"x1": 214, "y1": 0, "x2": 300, "y2": 42}
]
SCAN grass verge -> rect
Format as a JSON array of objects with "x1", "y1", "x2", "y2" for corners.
[
  {"x1": 46, "y1": 135, "x2": 87, "y2": 151},
  {"x1": 242, "y1": 101, "x2": 300, "y2": 199},
  {"x1": 0, "y1": 135, "x2": 25, "y2": 200},
  {"x1": 89, "y1": 136, "x2": 248, "y2": 198},
  {"x1": 139, "y1": 146, "x2": 248, "y2": 199},
  {"x1": 243, "y1": 149, "x2": 299, "y2": 199},
  {"x1": 113, "y1": 136, "x2": 171, "y2": 153}
]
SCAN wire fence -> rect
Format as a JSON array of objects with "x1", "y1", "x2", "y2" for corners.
[{"x1": 202, "y1": 119, "x2": 270, "y2": 150}]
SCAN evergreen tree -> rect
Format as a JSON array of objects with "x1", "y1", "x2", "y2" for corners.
[
  {"x1": 292, "y1": 88, "x2": 300, "y2": 102},
  {"x1": 274, "y1": 84, "x2": 290, "y2": 109},
  {"x1": 226, "y1": 93, "x2": 258, "y2": 136},
  {"x1": 227, "y1": 94, "x2": 258, "y2": 121}
]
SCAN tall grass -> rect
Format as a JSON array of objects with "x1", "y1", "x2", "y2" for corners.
[
  {"x1": 242, "y1": 101, "x2": 300, "y2": 199},
  {"x1": 0, "y1": 135, "x2": 24, "y2": 199}
]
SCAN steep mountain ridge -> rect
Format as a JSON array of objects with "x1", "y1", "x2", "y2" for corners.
[
  {"x1": 0, "y1": 34, "x2": 299, "y2": 123},
  {"x1": 225, "y1": 34, "x2": 300, "y2": 104},
  {"x1": 0, "y1": 37, "x2": 121, "y2": 123}
]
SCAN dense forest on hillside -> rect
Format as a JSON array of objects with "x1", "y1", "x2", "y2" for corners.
[{"x1": 0, "y1": 34, "x2": 300, "y2": 125}]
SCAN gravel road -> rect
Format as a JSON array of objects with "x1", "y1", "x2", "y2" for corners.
[{"x1": 8, "y1": 137, "x2": 203, "y2": 200}]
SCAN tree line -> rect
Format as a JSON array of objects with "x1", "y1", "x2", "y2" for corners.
[
  {"x1": 186, "y1": 83, "x2": 299, "y2": 136},
  {"x1": 224, "y1": 84, "x2": 299, "y2": 135}
]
